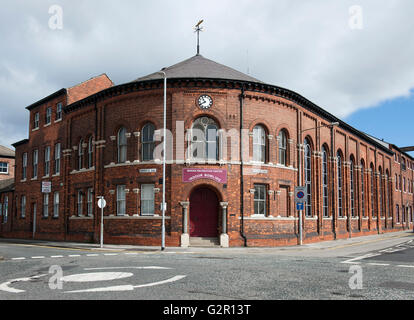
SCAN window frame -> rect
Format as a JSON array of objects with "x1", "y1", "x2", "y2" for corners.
[
  {"x1": 141, "y1": 184, "x2": 155, "y2": 216},
  {"x1": 253, "y1": 184, "x2": 267, "y2": 216}
]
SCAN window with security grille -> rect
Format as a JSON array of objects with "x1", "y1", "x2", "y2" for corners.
[
  {"x1": 141, "y1": 184, "x2": 155, "y2": 216},
  {"x1": 190, "y1": 118, "x2": 219, "y2": 161},
  {"x1": 254, "y1": 184, "x2": 267, "y2": 216},
  {"x1": 361, "y1": 161, "x2": 365, "y2": 217}
]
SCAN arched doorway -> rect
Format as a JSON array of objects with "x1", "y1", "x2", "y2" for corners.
[{"x1": 189, "y1": 187, "x2": 219, "y2": 238}]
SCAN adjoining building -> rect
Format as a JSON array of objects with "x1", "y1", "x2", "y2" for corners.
[
  {"x1": 0, "y1": 54, "x2": 413, "y2": 247},
  {"x1": 0, "y1": 145, "x2": 15, "y2": 181}
]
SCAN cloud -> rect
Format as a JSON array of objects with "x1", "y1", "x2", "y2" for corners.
[{"x1": 0, "y1": 0, "x2": 413, "y2": 148}]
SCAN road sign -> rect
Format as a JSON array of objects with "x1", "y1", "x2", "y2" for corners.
[
  {"x1": 295, "y1": 186, "x2": 307, "y2": 203},
  {"x1": 296, "y1": 203, "x2": 304, "y2": 211},
  {"x1": 97, "y1": 198, "x2": 106, "y2": 209},
  {"x1": 42, "y1": 181, "x2": 51, "y2": 193}
]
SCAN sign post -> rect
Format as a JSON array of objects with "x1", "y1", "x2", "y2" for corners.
[
  {"x1": 295, "y1": 186, "x2": 307, "y2": 246},
  {"x1": 97, "y1": 196, "x2": 107, "y2": 249}
]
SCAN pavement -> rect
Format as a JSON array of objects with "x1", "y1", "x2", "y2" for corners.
[{"x1": 0, "y1": 230, "x2": 412, "y2": 255}]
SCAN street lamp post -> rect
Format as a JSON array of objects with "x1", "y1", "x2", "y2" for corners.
[
  {"x1": 159, "y1": 71, "x2": 167, "y2": 251},
  {"x1": 298, "y1": 122, "x2": 339, "y2": 245}
]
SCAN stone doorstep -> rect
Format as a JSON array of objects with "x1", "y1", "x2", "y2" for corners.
[{"x1": 189, "y1": 237, "x2": 220, "y2": 247}]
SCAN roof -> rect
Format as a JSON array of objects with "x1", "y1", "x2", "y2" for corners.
[
  {"x1": 26, "y1": 74, "x2": 114, "y2": 111},
  {"x1": 0, "y1": 145, "x2": 15, "y2": 158},
  {"x1": 134, "y1": 54, "x2": 264, "y2": 84},
  {"x1": 67, "y1": 74, "x2": 114, "y2": 105},
  {"x1": 0, "y1": 178, "x2": 14, "y2": 193}
]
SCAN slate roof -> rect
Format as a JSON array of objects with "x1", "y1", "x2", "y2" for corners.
[
  {"x1": 0, "y1": 178, "x2": 14, "y2": 193},
  {"x1": 134, "y1": 54, "x2": 263, "y2": 84},
  {"x1": 0, "y1": 145, "x2": 15, "y2": 158}
]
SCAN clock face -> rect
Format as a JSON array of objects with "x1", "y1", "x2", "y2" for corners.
[{"x1": 197, "y1": 95, "x2": 213, "y2": 110}]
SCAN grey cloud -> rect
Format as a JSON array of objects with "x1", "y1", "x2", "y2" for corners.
[{"x1": 0, "y1": 0, "x2": 413, "y2": 148}]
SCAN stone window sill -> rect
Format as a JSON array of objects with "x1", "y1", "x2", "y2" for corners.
[{"x1": 104, "y1": 215, "x2": 170, "y2": 220}]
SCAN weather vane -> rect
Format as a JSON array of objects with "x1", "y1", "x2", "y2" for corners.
[{"x1": 194, "y1": 20, "x2": 204, "y2": 55}]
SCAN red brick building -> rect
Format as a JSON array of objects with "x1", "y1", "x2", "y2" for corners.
[
  {"x1": 1, "y1": 55, "x2": 413, "y2": 246},
  {"x1": 0, "y1": 145, "x2": 15, "y2": 181}
]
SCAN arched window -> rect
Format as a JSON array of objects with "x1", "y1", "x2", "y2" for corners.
[
  {"x1": 253, "y1": 125, "x2": 266, "y2": 163},
  {"x1": 337, "y1": 151, "x2": 343, "y2": 217},
  {"x1": 78, "y1": 139, "x2": 83, "y2": 170},
  {"x1": 190, "y1": 117, "x2": 219, "y2": 161},
  {"x1": 350, "y1": 156, "x2": 355, "y2": 217},
  {"x1": 304, "y1": 138, "x2": 312, "y2": 217},
  {"x1": 118, "y1": 127, "x2": 127, "y2": 163},
  {"x1": 278, "y1": 130, "x2": 287, "y2": 166},
  {"x1": 385, "y1": 170, "x2": 390, "y2": 218},
  {"x1": 370, "y1": 164, "x2": 376, "y2": 218},
  {"x1": 142, "y1": 123, "x2": 155, "y2": 161},
  {"x1": 322, "y1": 146, "x2": 329, "y2": 217},
  {"x1": 88, "y1": 136, "x2": 93, "y2": 169},
  {"x1": 396, "y1": 204, "x2": 400, "y2": 223},
  {"x1": 378, "y1": 167, "x2": 383, "y2": 217},
  {"x1": 361, "y1": 160, "x2": 365, "y2": 217}
]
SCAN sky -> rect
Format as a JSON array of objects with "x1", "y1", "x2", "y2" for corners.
[{"x1": 0, "y1": 0, "x2": 413, "y2": 156}]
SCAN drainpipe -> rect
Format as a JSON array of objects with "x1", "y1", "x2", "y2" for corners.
[
  {"x1": 331, "y1": 125, "x2": 337, "y2": 240},
  {"x1": 239, "y1": 86, "x2": 247, "y2": 247}
]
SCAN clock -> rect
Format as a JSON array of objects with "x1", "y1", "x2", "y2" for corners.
[{"x1": 197, "y1": 95, "x2": 213, "y2": 110}]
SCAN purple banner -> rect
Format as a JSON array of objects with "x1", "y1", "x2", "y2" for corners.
[{"x1": 182, "y1": 168, "x2": 227, "y2": 184}]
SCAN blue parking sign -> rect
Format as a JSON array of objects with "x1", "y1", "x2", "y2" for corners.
[{"x1": 296, "y1": 203, "x2": 304, "y2": 211}]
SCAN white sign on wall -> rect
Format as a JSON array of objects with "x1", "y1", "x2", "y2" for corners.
[{"x1": 42, "y1": 181, "x2": 52, "y2": 193}]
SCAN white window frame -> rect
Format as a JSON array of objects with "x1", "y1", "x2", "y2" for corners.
[
  {"x1": 117, "y1": 185, "x2": 126, "y2": 216},
  {"x1": 77, "y1": 190, "x2": 83, "y2": 216},
  {"x1": 0, "y1": 162, "x2": 8, "y2": 174},
  {"x1": 53, "y1": 192, "x2": 59, "y2": 218},
  {"x1": 56, "y1": 103, "x2": 62, "y2": 121},
  {"x1": 21, "y1": 195, "x2": 26, "y2": 218},
  {"x1": 44, "y1": 146, "x2": 50, "y2": 176},
  {"x1": 46, "y1": 107, "x2": 52, "y2": 125},
  {"x1": 87, "y1": 188, "x2": 93, "y2": 216},
  {"x1": 253, "y1": 184, "x2": 267, "y2": 216},
  {"x1": 55, "y1": 143, "x2": 61, "y2": 175},
  {"x1": 43, "y1": 193, "x2": 49, "y2": 218},
  {"x1": 141, "y1": 184, "x2": 155, "y2": 216},
  {"x1": 33, "y1": 149, "x2": 38, "y2": 179},
  {"x1": 22, "y1": 153, "x2": 27, "y2": 180}
]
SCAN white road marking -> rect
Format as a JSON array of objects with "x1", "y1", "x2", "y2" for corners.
[
  {"x1": 51, "y1": 255, "x2": 64, "y2": 258},
  {"x1": 103, "y1": 253, "x2": 118, "y2": 256},
  {"x1": 64, "y1": 275, "x2": 187, "y2": 293},
  {"x1": 397, "y1": 265, "x2": 414, "y2": 268},
  {"x1": 31, "y1": 256, "x2": 45, "y2": 259},
  {"x1": 341, "y1": 253, "x2": 380, "y2": 264},
  {"x1": 68, "y1": 255, "x2": 81, "y2": 257},
  {"x1": 86, "y1": 254, "x2": 99, "y2": 257},
  {"x1": 0, "y1": 274, "x2": 47, "y2": 293},
  {"x1": 368, "y1": 263, "x2": 390, "y2": 266},
  {"x1": 84, "y1": 266, "x2": 172, "y2": 271},
  {"x1": 124, "y1": 253, "x2": 138, "y2": 255},
  {"x1": 61, "y1": 272, "x2": 133, "y2": 283},
  {"x1": 11, "y1": 257, "x2": 26, "y2": 260}
]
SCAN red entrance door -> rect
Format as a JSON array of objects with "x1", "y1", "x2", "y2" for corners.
[{"x1": 189, "y1": 188, "x2": 219, "y2": 237}]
